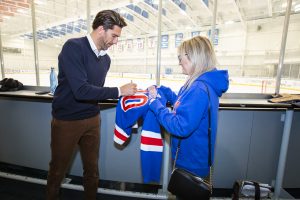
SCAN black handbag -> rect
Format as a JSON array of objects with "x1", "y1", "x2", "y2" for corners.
[
  {"x1": 168, "y1": 82, "x2": 213, "y2": 200},
  {"x1": 168, "y1": 167, "x2": 212, "y2": 199}
]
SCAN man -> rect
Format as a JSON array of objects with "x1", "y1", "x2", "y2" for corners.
[{"x1": 46, "y1": 10, "x2": 137, "y2": 200}]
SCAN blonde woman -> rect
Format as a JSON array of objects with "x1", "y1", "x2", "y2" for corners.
[{"x1": 148, "y1": 36, "x2": 229, "y2": 199}]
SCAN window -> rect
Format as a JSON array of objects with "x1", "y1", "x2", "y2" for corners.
[
  {"x1": 35, "y1": 0, "x2": 87, "y2": 86},
  {"x1": 1, "y1": 0, "x2": 34, "y2": 85},
  {"x1": 1, "y1": 0, "x2": 299, "y2": 94}
]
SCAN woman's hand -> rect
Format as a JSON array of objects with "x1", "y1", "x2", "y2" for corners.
[{"x1": 147, "y1": 85, "x2": 157, "y2": 100}]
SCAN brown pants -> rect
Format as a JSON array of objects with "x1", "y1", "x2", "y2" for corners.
[{"x1": 46, "y1": 115, "x2": 100, "y2": 200}]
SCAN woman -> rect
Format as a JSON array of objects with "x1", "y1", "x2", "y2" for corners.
[{"x1": 148, "y1": 36, "x2": 229, "y2": 199}]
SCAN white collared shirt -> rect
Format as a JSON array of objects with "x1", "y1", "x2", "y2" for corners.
[
  {"x1": 86, "y1": 34, "x2": 121, "y2": 96},
  {"x1": 86, "y1": 34, "x2": 107, "y2": 57}
]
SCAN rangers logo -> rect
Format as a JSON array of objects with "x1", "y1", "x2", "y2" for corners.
[{"x1": 121, "y1": 93, "x2": 148, "y2": 112}]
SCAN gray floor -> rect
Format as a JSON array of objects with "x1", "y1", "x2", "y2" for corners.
[
  {"x1": 0, "y1": 176, "x2": 296, "y2": 200},
  {"x1": 0, "y1": 176, "x2": 151, "y2": 200}
]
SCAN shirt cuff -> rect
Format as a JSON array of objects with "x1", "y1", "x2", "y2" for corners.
[
  {"x1": 118, "y1": 87, "x2": 121, "y2": 97},
  {"x1": 149, "y1": 98, "x2": 156, "y2": 104}
]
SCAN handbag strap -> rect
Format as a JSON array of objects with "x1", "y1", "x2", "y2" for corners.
[{"x1": 173, "y1": 81, "x2": 212, "y2": 168}]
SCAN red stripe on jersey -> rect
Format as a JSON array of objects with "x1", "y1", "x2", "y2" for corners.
[
  {"x1": 141, "y1": 136, "x2": 163, "y2": 146},
  {"x1": 114, "y1": 129, "x2": 127, "y2": 142}
]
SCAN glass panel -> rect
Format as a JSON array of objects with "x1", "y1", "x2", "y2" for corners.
[
  {"x1": 156, "y1": 0, "x2": 299, "y2": 94},
  {"x1": 35, "y1": 0, "x2": 158, "y2": 90},
  {"x1": 216, "y1": 0, "x2": 300, "y2": 93},
  {"x1": 0, "y1": 0, "x2": 34, "y2": 85},
  {"x1": 159, "y1": 0, "x2": 213, "y2": 93},
  {"x1": 284, "y1": 11, "x2": 300, "y2": 94},
  {"x1": 103, "y1": 0, "x2": 159, "y2": 90},
  {"x1": 35, "y1": 0, "x2": 87, "y2": 86},
  {"x1": 1, "y1": 0, "x2": 299, "y2": 93}
]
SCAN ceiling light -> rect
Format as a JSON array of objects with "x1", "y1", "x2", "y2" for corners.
[
  {"x1": 295, "y1": 4, "x2": 300, "y2": 12},
  {"x1": 119, "y1": 9, "x2": 127, "y2": 15},
  {"x1": 180, "y1": 10, "x2": 187, "y2": 15},
  {"x1": 225, "y1": 20, "x2": 234, "y2": 25},
  {"x1": 17, "y1": 9, "x2": 27, "y2": 14},
  {"x1": 35, "y1": 0, "x2": 47, "y2": 5},
  {"x1": 152, "y1": 0, "x2": 159, "y2": 5},
  {"x1": 282, "y1": 2, "x2": 296, "y2": 8}
]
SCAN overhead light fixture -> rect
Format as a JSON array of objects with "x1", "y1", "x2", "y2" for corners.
[
  {"x1": 180, "y1": 10, "x2": 187, "y2": 15},
  {"x1": 225, "y1": 20, "x2": 234, "y2": 25},
  {"x1": 17, "y1": 9, "x2": 27, "y2": 14},
  {"x1": 119, "y1": 9, "x2": 127, "y2": 15},
  {"x1": 152, "y1": 0, "x2": 159, "y2": 5},
  {"x1": 282, "y1": 2, "x2": 296, "y2": 8},
  {"x1": 35, "y1": 0, "x2": 47, "y2": 5},
  {"x1": 295, "y1": 4, "x2": 300, "y2": 12}
]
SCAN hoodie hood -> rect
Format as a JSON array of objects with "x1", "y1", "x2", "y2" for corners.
[{"x1": 196, "y1": 68, "x2": 229, "y2": 97}]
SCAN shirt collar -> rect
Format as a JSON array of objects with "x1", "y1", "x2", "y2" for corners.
[{"x1": 86, "y1": 34, "x2": 107, "y2": 57}]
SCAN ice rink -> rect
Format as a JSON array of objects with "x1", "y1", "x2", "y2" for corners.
[{"x1": 4, "y1": 71, "x2": 300, "y2": 94}]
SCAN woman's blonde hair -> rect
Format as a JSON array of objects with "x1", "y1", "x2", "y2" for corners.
[{"x1": 178, "y1": 36, "x2": 217, "y2": 89}]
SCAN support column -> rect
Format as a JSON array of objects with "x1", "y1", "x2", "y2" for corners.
[
  {"x1": 31, "y1": 0, "x2": 40, "y2": 86},
  {"x1": 275, "y1": 0, "x2": 292, "y2": 95}
]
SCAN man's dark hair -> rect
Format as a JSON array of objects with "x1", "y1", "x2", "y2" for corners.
[{"x1": 92, "y1": 10, "x2": 127, "y2": 30}]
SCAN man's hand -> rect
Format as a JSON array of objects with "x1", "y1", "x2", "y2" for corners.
[{"x1": 120, "y1": 82, "x2": 137, "y2": 96}]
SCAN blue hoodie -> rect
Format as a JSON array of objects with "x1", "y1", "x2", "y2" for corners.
[{"x1": 149, "y1": 69, "x2": 229, "y2": 177}]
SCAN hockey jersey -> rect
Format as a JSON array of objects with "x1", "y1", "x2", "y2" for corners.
[{"x1": 114, "y1": 89, "x2": 166, "y2": 183}]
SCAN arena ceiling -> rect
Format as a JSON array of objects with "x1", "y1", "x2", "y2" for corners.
[{"x1": 0, "y1": 0, "x2": 299, "y2": 45}]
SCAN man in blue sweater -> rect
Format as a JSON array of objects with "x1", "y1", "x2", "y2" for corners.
[{"x1": 46, "y1": 10, "x2": 137, "y2": 200}]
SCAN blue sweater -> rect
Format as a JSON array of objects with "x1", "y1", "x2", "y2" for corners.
[
  {"x1": 52, "y1": 37, "x2": 119, "y2": 120},
  {"x1": 149, "y1": 69, "x2": 229, "y2": 177}
]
